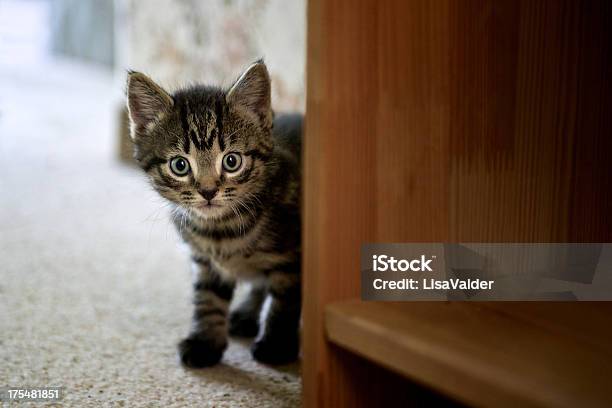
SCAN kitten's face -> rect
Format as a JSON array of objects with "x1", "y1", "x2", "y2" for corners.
[{"x1": 127, "y1": 62, "x2": 274, "y2": 221}]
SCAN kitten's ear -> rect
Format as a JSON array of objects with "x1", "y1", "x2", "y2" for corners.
[
  {"x1": 126, "y1": 71, "x2": 173, "y2": 139},
  {"x1": 226, "y1": 61, "x2": 272, "y2": 129}
]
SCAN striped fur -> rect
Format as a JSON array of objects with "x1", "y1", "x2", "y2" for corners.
[{"x1": 127, "y1": 62, "x2": 301, "y2": 367}]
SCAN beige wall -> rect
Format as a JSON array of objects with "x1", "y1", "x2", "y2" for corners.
[{"x1": 115, "y1": 0, "x2": 305, "y2": 112}]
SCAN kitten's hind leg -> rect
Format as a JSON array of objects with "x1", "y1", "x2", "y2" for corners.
[
  {"x1": 178, "y1": 257, "x2": 235, "y2": 368},
  {"x1": 251, "y1": 271, "x2": 301, "y2": 365},
  {"x1": 229, "y1": 281, "x2": 266, "y2": 338}
]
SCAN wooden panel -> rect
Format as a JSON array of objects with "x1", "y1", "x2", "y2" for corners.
[
  {"x1": 376, "y1": 0, "x2": 451, "y2": 240},
  {"x1": 445, "y1": 0, "x2": 612, "y2": 242},
  {"x1": 303, "y1": 0, "x2": 382, "y2": 405},
  {"x1": 475, "y1": 302, "x2": 612, "y2": 353},
  {"x1": 303, "y1": 0, "x2": 612, "y2": 406},
  {"x1": 326, "y1": 301, "x2": 612, "y2": 408}
]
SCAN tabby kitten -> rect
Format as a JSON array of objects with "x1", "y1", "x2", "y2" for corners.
[{"x1": 126, "y1": 61, "x2": 301, "y2": 367}]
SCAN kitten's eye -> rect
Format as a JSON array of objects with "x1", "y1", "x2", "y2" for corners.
[
  {"x1": 169, "y1": 156, "x2": 190, "y2": 176},
  {"x1": 222, "y1": 153, "x2": 242, "y2": 172}
]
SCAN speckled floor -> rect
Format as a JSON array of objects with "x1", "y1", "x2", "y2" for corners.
[{"x1": 0, "y1": 52, "x2": 300, "y2": 407}]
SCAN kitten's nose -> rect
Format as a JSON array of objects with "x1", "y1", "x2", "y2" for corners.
[{"x1": 198, "y1": 187, "x2": 218, "y2": 201}]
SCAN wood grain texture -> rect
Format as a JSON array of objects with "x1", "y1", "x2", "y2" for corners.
[
  {"x1": 326, "y1": 301, "x2": 612, "y2": 408},
  {"x1": 303, "y1": 0, "x2": 611, "y2": 406}
]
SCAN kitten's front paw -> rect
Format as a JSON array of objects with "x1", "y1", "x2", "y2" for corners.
[
  {"x1": 251, "y1": 335, "x2": 299, "y2": 365},
  {"x1": 178, "y1": 336, "x2": 226, "y2": 368},
  {"x1": 229, "y1": 310, "x2": 259, "y2": 338}
]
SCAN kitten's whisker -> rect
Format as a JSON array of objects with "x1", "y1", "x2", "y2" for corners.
[
  {"x1": 228, "y1": 201, "x2": 244, "y2": 236},
  {"x1": 235, "y1": 202, "x2": 247, "y2": 236},
  {"x1": 236, "y1": 197, "x2": 256, "y2": 222},
  {"x1": 243, "y1": 191, "x2": 263, "y2": 209}
]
